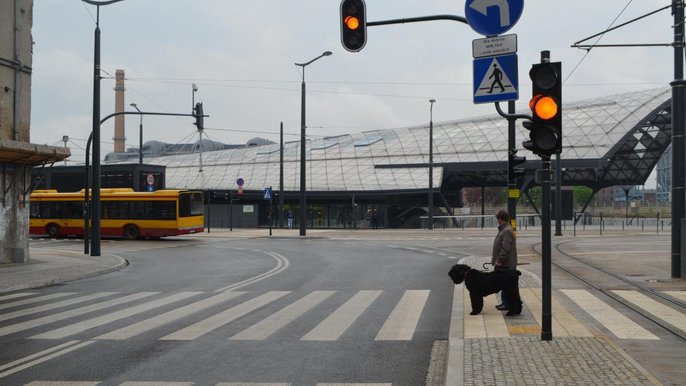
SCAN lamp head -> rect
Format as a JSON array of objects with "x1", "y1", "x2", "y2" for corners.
[{"x1": 323, "y1": 51, "x2": 333, "y2": 56}]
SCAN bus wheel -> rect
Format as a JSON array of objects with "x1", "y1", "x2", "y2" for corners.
[
  {"x1": 47, "y1": 224, "x2": 59, "y2": 238},
  {"x1": 123, "y1": 225, "x2": 139, "y2": 240}
]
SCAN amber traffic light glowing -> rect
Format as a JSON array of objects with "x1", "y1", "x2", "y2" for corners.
[
  {"x1": 340, "y1": 0, "x2": 367, "y2": 52},
  {"x1": 345, "y1": 15, "x2": 360, "y2": 30},
  {"x1": 530, "y1": 95, "x2": 559, "y2": 120}
]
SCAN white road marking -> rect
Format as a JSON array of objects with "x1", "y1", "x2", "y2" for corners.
[
  {"x1": 301, "y1": 290, "x2": 381, "y2": 341},
  {"x1": 30, "y1": 292, "x2": 202, "y2": 339},
  {"x1": 96, "y1": 291, "x2": 245, "y2": 340},
  {"x1": 0, "y1": 292, "x2": 158, "y2": 337},
  {"x1": 561, "y1": 289, "x2": 659, "y2": 340},
  {"x1": 0, "y1": 292, "x2": 73, "y2": 311},
  {"x1": 665, "y1": 290, "x2": 686, "y2": 302},
  {"x1": 217, "y1": 383, "x2": 291, "y2": 386},
  {"x1": 161, "y1": 291, "x2": 289, "y2": 341},
  {"x1": 231, "y1": 291, "x2": 335, "y2": 340},
  {"x1": 0, "y1": 340, "x2": 94, "y2": 379},
  {"x1": 613, "y1": 290, "x2": 686, "y2": 333},
  {"x1": 0, "y1": 292, "x2": 116, "y2": 322},
  {"x1": 375, "y1": 290, "x2": 429, "y2": 341},
  {"x1": 216, "y1": 252, "x2": 289, "y2": 292}
]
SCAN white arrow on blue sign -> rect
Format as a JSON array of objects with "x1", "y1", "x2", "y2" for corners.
[
  {"x1": 473, "y1": 54, "x2": 518, "y2": 104},
  {"x1": 465, "y1": 0, "x2": 524, "y2": 37}
]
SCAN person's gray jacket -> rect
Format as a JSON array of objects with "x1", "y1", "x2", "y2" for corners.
[{"x1": 491, "y1": 222, "x2": 517, "y2": 269}]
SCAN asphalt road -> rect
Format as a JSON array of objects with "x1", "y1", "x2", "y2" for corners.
[{"x1": 2, "y1": 235, "x2": 468, "y2": 385}]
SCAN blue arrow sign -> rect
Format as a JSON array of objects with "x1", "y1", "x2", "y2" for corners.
[
  {"x1": 465, "y1": 0, "x2": 524, "y2": 37},
  {"x1": 473, "y1": 54, "x2": 518, "y2": 104}
]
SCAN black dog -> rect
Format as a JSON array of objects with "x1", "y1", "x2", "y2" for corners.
[{"x1": 448, "y1": 264, "x2": 522, "y2": 316}]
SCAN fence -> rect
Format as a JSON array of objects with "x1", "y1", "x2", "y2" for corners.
[{"x1": 420, "y1": 213, "x2": 670, "y2": 235}]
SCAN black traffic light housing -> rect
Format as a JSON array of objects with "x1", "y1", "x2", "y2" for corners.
[
  {"x1": 523, "y1": 59, "x2": 562, "y2": 157},
  {"x1": 509, "y1": 149, "x2": 527, "y2": 178},
  {"x1": 340, "y1": 0, "x2": 367, "y2": 52},
  {"x1": 194, "y1": 102, "x2": 204, "y2": 130}
]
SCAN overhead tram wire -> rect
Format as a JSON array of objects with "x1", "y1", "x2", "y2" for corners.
[{"x1": 565, "y1": 0, "x2": 635, "y2": 84}]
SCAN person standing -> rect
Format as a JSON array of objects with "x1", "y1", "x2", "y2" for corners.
[
  {"x1": 287, "y1": 210, "x2": 294, "y2": 229},
  {"x1": 492, "y1": 209, "x2": 518, "y2": 310}
]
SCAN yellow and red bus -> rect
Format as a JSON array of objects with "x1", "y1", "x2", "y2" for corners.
[{"x1": 29, "y1": 188, "x2": 204, "y2": 239}]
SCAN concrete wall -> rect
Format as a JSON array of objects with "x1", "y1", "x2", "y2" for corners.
[
  {"x1": 0, "y1": 0, "x2": 32, "y2": 142},
  {"x1": 0, "y1": 0, "x2": 33, "y2": 263}
]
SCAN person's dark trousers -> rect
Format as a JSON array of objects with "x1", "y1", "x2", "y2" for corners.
[{"x1": 495, "y1": 266, "x2": 511, "y2": 309}]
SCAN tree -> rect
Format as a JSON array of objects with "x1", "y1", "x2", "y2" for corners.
[{"x1": 573, "y1": 186, "x2": 594, "y2": 209}]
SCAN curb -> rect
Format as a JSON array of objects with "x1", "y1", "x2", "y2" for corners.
[
  {"x1": 0, "y1": 250, "x2": 128, "y2": 294},
  {"x1": 445, "y1": 282, "x2": 464, "y2": 386}
]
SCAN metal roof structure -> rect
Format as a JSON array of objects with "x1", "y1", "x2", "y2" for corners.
[{"x1": 141, "y1": 87, "x2": 672, "y2": 195}]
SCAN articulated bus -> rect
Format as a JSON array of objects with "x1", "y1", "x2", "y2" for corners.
[{"x1": 29, "y1": 188, "x2": 204, "y2": 239}]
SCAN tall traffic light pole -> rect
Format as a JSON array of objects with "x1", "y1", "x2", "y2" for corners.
[
  {"x1": 672, "y1": 0, "x2": 685, "y2": 278},
  {"x1": 527, "y1": 50, "x2": 562, "y2": 341}
]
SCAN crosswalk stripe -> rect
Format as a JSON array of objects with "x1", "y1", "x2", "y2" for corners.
[
  {"x1": 231, "y1": 291, "x2": 336, "y2": 340},
  {"x1": 30, "y1": 292, "x2": 202, "y2": 339},
  {"x1": 520, "y1": 288, "x2": 592, "y2": 337},
  {"x1": 21, "y1": 383, "x2": 389, "y2": 386},
  {"x1": 0, "y1": 292, "x2": 73, "y2": 311},
  {"x1": 0, "y1": 292, "x2": 36, "y2": 302},
  {"x1": 375, "y1": 290, "x2": 429, "y2": 341},
  {"x1": 0, "y1": 292, "x2": 158, "y2": 337},
  {"x1": 161, "y1": 291, "x2": 290, "y2": 341},
  {"x1": 0, "y1": 292, "x2": 116, "y2": 322},
  {"x1": 23, "y1": 382, "x2": 99, "y2": 386},
  {"x1": 216, "y1": 383, "x2": 291, "y2": 386},
  {"x1": 95, "y1": 291, "x2": 245, "y2": 340},
  {"x1": 561, "y1": 289, "x2": 659, "y2": 340},
  {"x1": 118, "y1": 382, "x2": 195, "y2": 386},
  {"x1": 664, "y1": 290, "x2": 686, "y2": 302},
  {"x1": 0, "y1": 340, "x2": 94, "y2": 379},
  {"x1": 612, "y1": 290, "x2": 686, "y2": 333},
  {"x1": 316, "y1": 383, "x2": 392, "y2": 386},
  {"x1": 301, "y1": 290, "x2": 381, "y2": 341}
]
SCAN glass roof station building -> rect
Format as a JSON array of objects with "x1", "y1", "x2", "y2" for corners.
[{"x1": 109, "y1": 87, "x2": 672, "y2": 229}]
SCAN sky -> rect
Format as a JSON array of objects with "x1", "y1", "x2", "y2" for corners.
[{"x1": 30, "y1": 0, "x2": 673, "y2": 173}]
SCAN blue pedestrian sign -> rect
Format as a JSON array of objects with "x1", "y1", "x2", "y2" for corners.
[
  {"x1": 465, "y1": 0, "x2": 524, "y2": 37},
  {"x1": 263, "y1": 187, "x2": 272, "y2": 201},
  {"x1": 473, "y1": 54, "x2": 518, "y2": 104}
]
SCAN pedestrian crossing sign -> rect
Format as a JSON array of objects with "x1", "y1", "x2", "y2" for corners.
[{"x1": 473, "y1": 53, "x2": 518, "y2": 104}]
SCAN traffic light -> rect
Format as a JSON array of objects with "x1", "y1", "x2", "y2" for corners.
[
  {"x1": 509, "y1": 149, "x2": 527, "y2": 178},
  {"x1": 340, "y1": 0, "x2": 367, "y2": 52},
  {"x1": 522, "y1": 61, "x2": 562, "y2": 157},
  {"x1": 194, "y1": 102, "x2": 204, "y2": 130}
]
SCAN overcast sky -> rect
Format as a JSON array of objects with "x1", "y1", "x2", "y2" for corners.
[{"x1": 31, "y1": 0, "x2": 673, "y2": 167}]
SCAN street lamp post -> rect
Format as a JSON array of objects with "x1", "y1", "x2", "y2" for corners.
[
  {"x1": 192, "y1": 83, "x2": 198, "y2": 110},
  {"x1": 428, "y1": 99, "x2": 436, "y2": 230},
  {"x1": 81, "y1": 0, "x2": 125, "y2": 257},
  {"x1": 294, "y1": 51, "x2": 332, "y2": 237},
  {"x1": 130, "y1": 103, "x2": 143, "y2": 164}
]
